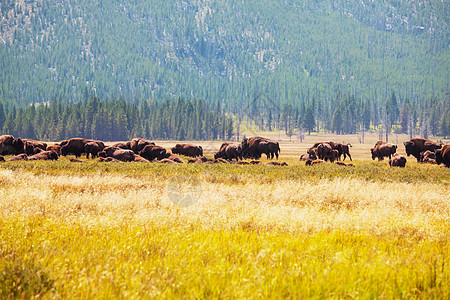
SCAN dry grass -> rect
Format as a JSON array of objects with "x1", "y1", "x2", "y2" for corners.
[
  {"x1": 1, "y1": 167, "x2": 448, "y2": 238},
  {"x1": 0, "y1": 140, "x2": 449, "y2": 298}
]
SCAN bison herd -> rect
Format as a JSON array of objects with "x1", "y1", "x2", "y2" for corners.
[{"x1": 0, "y1": 134, "x2": 449, "y2": 168}]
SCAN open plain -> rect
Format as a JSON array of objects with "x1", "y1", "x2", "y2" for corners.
[{"x1": 1, "y1": 134, "x2": 449, "y2": 298}]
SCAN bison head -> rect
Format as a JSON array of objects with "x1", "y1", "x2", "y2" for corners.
[{"x1": 404, "y1": 141, "x2": 414, "y2": 156}]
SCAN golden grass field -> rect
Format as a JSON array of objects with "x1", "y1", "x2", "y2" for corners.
[{"x1": 1, "y1": 134, "x2": 449, "y2": 299}]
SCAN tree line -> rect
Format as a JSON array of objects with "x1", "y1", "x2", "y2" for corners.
[
  {"x1": 233, "y1": 91, "x2": 450, "y2": 141},
  {"x1": 0, "y1": 97, "x2": 233, "y2": 142}
]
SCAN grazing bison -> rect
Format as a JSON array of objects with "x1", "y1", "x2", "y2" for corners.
[
  {"x1": 138, "y1": 145, "x2": 169, "y2": 161},
  {"x1": 46, "y1": 145, "x2": 62, "y2": 155},
  {"x1": 371, "y1": 142, "x2": 397, "y2": 161},
  {"x1": 129, "y1": 138, "x2": 155, "y2": 154},
  {"x1": 0, "y1": 135, "x2": 25, "y2": 155},
  {"x1": 84, "y1": 141, "x2": 105, "y2": 159},
  {"x1": 171, "y1": 144, "x2": 203, "y2": 157},
  {"x1": 99, "y1": 147, "x2": 135, "y2": 162},
  {"x1": 389, "y1": 153, "x2": 407, "y2": 167},
  {"x1": 28, "y1": 150, "x2": 59, "y2": 161},
  {"x1": 61, "y1": 138, "x2": 93, "y2": 157},
  {"x1": 311, "y1": 141, "x2": 352, "y2": 161},
  {"x1": 435, "y1": 144, "x2": 450, "y2": 167},
  {"x1": 404, "y1": 138, "x2": 442, "y2": 162},
  {"x1": 7, "y1": 153, "x2": 28, "y2": 161},
  {"x1": 214, "y1": 144, "x2": 243, "y2": 161},
  {"x1": 241, "y1": 136, "x2": 280, "y2": 159}
]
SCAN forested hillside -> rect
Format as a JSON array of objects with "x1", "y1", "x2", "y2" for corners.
[{"x1": 0, "y1": 0, "x2": 449, "y2": 139}]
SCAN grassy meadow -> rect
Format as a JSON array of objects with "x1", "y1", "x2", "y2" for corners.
[{"x1": 1, "y1": 136, "x2": 449, "y2": 299}]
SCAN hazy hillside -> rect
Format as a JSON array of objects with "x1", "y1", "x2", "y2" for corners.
[{"x1": 0, "y1": 0, "x2": 449, "y2": 108}]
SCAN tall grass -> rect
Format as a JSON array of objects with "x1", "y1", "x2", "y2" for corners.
[{"x1": 0, "y1": 160, "x2": 449, "y2": 298}]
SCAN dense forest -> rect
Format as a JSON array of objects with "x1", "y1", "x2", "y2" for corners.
[
  {"x1": 0, "y1": 97, "x2": 233, "y2": 141},
  {"x1": 0, "y1": 0, "x2": 449, "y2": 140}
]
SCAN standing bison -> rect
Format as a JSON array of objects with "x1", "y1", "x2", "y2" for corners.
[
  {"x1": 241, "y1": 136, "x2": 280, "y2": 159},
  {"x1": 84, "y1": 141, "x2": 105, "y2": 159},
  {"x1": 404, "y1": 138, "x2": 442, "y2": 162},
  {"x1": 371, "y1": 141, "x2": 397, "y2": 161},
  {"x1": 435, "y1": 144, "x2": 450, "y2": 167},
  {"x1": 171, "y1": 144, "x2": 203, "y2": 157}
]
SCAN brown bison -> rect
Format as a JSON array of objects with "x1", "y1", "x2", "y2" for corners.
[
  {"x1": 138, "y1": 145, "x2": 169, "y2": 161},
  {"x1": 0, "y1": 135, "x2": 25, "y2": 155},
  {"x1": 435, "y1": 144, "x2": 450, "y2": 167},
  {"x1": 389, "y1": 154, "x2": 407, "y2": 167},
  {"x1": 98, "y1": 147, "x2": 135, "y2": 162},
  {"x1": 371, "y1": 142, "x2": 397, "y2": 161},
  {"x1": 28, "y1": 150, "x2": 59, "y2": 161},
  {"x1": 214, "y1": 144, "x2": 243, "y2": 161},
  {"x1": 98, "y1": 157, "x2": 122, "y2": 163},
  {"x1": 84, "y1": 141, "x2": 105, "y2": 159},
  {"x1": 316, "y1": 143, "x2": 333, "y2": 161},
  {"x1": 419, "y1": 150, "x2": 437, "y2": 164},
  {"x1": 61, "y1": 138, "x2": 94, "y2": 157},
  {"x1": 166, "y1": 154, "x2": 183, "y2": 163},
  {"x1": 23, "y1": 139, "x2": 47, "y2": 155},
  {"x1": 129, "y1": 138, "x2": 155, "y2": 154},
  {"x1": 312, "y1": 141, "x2": 352, "y2": 161},
  {"x1": 335, "y1": 161, "x2": 355, "y2": 167},
  {"x1": 265, "y1": 161, "x2": 288, "y2": 166},
  {"x1": 404, "y1": 138, "x2": 442, "y2": 162},
  {"x1": 305, "y1": 159, "x2": 325, "y2": 166},
  {"x1": 7, "y1": 153, "x2": 28, "y2": 161},
  {"x1": 46, "y1": 145, "x2": 62, "y2": 155},
  {"x1": 171, "y1": 144, "x2": 203, "y2": 157},
  {"x1": 241, "y1": 136, "x2": 280, "y2": 159}
]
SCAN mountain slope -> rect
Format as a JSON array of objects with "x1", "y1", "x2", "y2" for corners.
[{"x1": 0, "y1": 0, "x2": 448, "y2": 107}]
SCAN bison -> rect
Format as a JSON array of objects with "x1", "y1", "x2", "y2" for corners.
[
  {"x1": 99, "y1": 147, "x2": 135, "y2": 162},
  {"x1": 129, "y1": 138, "x2": 155, "y2": 154},
  {"x1": 214, "y1": 144, "x2": 243, "y2": 161},
  {"x1": 46, "y1": 145, "x2": 62, "y2": 155},
  {"x1": 23, "y1": 139, "x2": 47, "y2": 155},
  {"x1": 389, "y1": 153, "x2": 407, "y2": 167},
  {"x1": 138, "y1": 145, "x2": 169, "y2": 161},
  {"x1": 435, "y1": 144, "x2": 450, "y2": 167},
  {"x1": 404, "y1": 138, "x2": 442, "y2": 162},
  {"x1": 241, "y1": 136, "x2": 280, "y2": 160},
  {"x1": 111, "y1": 142, "x2": 131, "y2": 150},
  {"x1": 84, "y1": 141, "x2": 105, "y2": 159},
  {"x1": 171, "y1": 144, "x2": 203, "y2": 157},
  {"x1": 28, "y1": 150, "x2": 59, "y2": 161},
  {"x1": 61, "y1": 138, "x2": 93, "y2": 157},
  {"x1": 0, "y1": 135, "x2": 25, "y2": 155},
  {"x1": 7, "y1": 153, "x2": 28, "y2": 161},
  {"x1": 371, "y1": 142, "x2": 397, "y2": 161}
]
